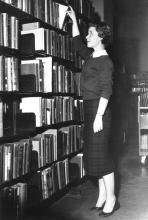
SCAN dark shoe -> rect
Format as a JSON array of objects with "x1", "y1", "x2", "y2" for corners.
[
  {"x1": 90, "y1": 202, "x2": 105, "y2": 211},
  {"x1": 99, "y1": 200, "x2": 120, "y2": 217}
]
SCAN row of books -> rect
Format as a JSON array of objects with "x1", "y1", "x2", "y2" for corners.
[
  {"x1": 20, "y1": 57, "x2": 75, "y2": 93},
  {"x1": 139, "y1": 93, "x2": 148, "y2": 107},
  {"x1": 0, "y1": 55, "x2": 81, "y2": 93},
  {"x1": 132, "y1": 87, "x2": 148, "y2": 93},
  {"x1": 31, "y1": 125, "x2": 84, "y2": 168},
  {"x1": 21, "y1": 27, "x2": 74, "y2": 61},
  {"x1": 140, "y1": 134, "x2": 148, "y2": 151},
  {"x1": 1, "y1": 0, "x2": 68, "y2": 29},
  {"x1": 0, "y1": 152, "x2": 85, "y2": 219},
  {"x1": 0, "y1": 139, "x2": 31, "y2": 183},
  {"x1": 0, "y1": 13, "x2": 19, "y2": 49},
  {"x1": 0, "y1": 55, "x2": 19, "y2": 91},
  {"x1": 1, "y1": 0, "x2": 97, "y2": 24},
  {"x1": 0, "y1": 124, "x2": 83, "y2": 184},
  {"x1": 0, "y1": 98, "x2": 84, "y2": 137},
  {"x1": 20, "y1": 96, "x2": 75, "y2": 127},
  {"x1": 40, "y1": 159, "x2": 69, "y2": 199},
  {"x1": 28, "y1": 153, "x2": 85, "y2": 202},
  {"x1": 0, "y1": 100, "x2": 20, "y2": 137},
  {"x1": 22, "y1": 25, "x2": 83, "y2": 69}
]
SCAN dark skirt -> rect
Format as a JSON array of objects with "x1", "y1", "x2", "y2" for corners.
[{"x1": 83, "y1": 98, "x2": 114, "y2": 178}]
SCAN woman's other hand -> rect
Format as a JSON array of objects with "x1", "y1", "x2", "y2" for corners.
[{"x1": 93, "y1": 114, "x2": 103, "y2": 133}]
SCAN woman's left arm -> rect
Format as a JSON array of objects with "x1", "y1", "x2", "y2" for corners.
[{"x1": 93, "y1": 59, "x2": 113, "y2": 133}]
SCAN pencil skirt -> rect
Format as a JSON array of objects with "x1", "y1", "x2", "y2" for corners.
[{"x1": 83, "y1": 98, "x2": 114, "y2": 178}]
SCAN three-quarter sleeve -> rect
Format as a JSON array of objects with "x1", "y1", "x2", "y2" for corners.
[
  {"x1": 73, "y1": 35, "x2": 92, "y2": 60},
  {"x1": 99, "y1": 59, "x2": 113, "y2": 100}
]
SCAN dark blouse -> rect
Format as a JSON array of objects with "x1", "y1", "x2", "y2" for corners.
[{"x1": 73, "y1": 35, "x2": 113, "y2": 100}]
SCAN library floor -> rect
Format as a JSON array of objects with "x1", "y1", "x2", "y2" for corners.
[{"x1": 27, "y1": 129, "x2": 148, "y2": 220}]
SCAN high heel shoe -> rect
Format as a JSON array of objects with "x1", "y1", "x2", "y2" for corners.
[
  {"x1": 90, "y1": 201, "x2": 105, "y2": 211},
  {"x1": 99, "y1": 200, "x2": 120, "y2": 217}
]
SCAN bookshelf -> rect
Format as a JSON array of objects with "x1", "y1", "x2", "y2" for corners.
[
  {"x1": 131, "y1": 73, "x2": 148, "y2": 164},
  {"x1": 0, "y1": 0, "x2": 99, "y2": 219},
  {"x1": 138, "y1": 93, "x2": 148, "y2": 164}
]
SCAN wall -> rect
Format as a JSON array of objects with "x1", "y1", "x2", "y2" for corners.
[
  {"x1": 91, "y1": 0, "x2": 113, "y2": 32},
  {"x1": 115, "y1": 0, "x2": 148, "y2": 74},
  {"x1": 91, "y1": 0, "x2": 104, "y2": 21}
]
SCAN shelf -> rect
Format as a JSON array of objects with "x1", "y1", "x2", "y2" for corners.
[
  {"x1": 0, "y1": 91, "x2": 77, "y2": 98},
  {"x1": 0, "y1": 45, "x2": 30, "y2": 57},
  {"x1": 0, "y1": 120, "x2": 84, "y2": 144}
]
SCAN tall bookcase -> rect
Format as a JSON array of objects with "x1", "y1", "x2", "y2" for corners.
[{"x1": 0, "y1": 0, "x2": 99, "y2": 219}]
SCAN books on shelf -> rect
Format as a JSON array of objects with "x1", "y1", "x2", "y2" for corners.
[
  {"x1": 140, "y1": 134, "x2": 148, "y2": 152},
  {"x1": 0, "y1": 139, "x2": 31, "y2": 184},
  {"x1": 0, "y1": 13, "x2": 19, "y2": 49},
  {"x1": 20, "y1": 59, "x2": 44, "y2": 92},
  {"x1": 2, "y1": 100, "x2": 20, "y2": 137},
  {"x1": 21, "y1": 27, "x2": 74, "y2": 61},
  {"x1": 20, "y1": 96, "x2": 76, "y2": 126},
  {"x1": 36, "y1": 56, "x2": 53, "y2": 93},
  {"x1": 30, "y1": 125, "x2": 84, "y2": 168},
  {"x1": 41, "y1": 158, "x2": 69, "y2": 199},
  {"x1": 0, "y1": 55, "x2": 19, "y2": 92},
  {"x1": 139, "y1": 92, "x2": 148, "y2": 107}
]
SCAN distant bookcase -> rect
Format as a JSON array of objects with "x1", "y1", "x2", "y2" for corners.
[
  {"x1": 0, "y1": 0, "x2": 99, "y2": 219},
  {"x1": 138, "y1": 93, "x2": 148, "y2": 156}
]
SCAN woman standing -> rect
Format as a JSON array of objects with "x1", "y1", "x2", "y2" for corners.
[{"x1": 67, "y1": 7, "x2": 120, "y2": 217}]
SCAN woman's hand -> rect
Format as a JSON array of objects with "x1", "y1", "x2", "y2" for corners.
[
  {"x1": 93, "y1": 114, "x2": 103, "y2": 133},
  {"x1": 66, "y1": 6, "x2": 77, "y2": 22}
]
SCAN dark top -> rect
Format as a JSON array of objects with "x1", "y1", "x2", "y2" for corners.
[{"x1": 73, "y1": 35, "x2": 113, "y2": 100}]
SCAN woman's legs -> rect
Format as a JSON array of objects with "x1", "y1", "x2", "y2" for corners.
[
  {"x1": 96, "y1": 178, "x2": 106, "y2": 207},
  {"x1": 102, "y1": 172, "x2": 116, "y2": 212}
]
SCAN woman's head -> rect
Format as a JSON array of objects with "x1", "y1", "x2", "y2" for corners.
[{"x1": 86, "y1": 22, "x2": 111, "y2": 49}]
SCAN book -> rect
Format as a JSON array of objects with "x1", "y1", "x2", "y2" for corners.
[
  {"x1": 56, "y1": 3, "x2": 68, "y2": 29},
  {"x1": 21, "y1": 28, "x2": 47, "y2": 51},
  {"x1": 0, "y1": 101, "x2": 3, "y2": 137},
  {"x1": 20, "y1": 59, "x2": 43, "y2": 92},
  {"x1": 36, "y1": 56, "x2": 53, "y2": 93}
]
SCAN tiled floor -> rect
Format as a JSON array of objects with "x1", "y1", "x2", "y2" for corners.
[{"x1": 26, "y1": 128, "x2": 148, "y2": 220}]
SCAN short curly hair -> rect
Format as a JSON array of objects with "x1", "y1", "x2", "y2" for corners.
[{"x1": 88, "y1": 21, "x2": 111, "y2": 47}]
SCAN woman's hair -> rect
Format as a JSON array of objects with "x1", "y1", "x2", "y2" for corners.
[{"x1": 88, "y1": 21, "x2": 111, "y2": 47}]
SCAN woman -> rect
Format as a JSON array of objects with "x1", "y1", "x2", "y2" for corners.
[{"x1": 67, "y1": 6, "x2": 120, "y2": 217}]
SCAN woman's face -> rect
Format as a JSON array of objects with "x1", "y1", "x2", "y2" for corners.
[{"x1": 86, "y1": 27, "x2": 102, "y2": 49}]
